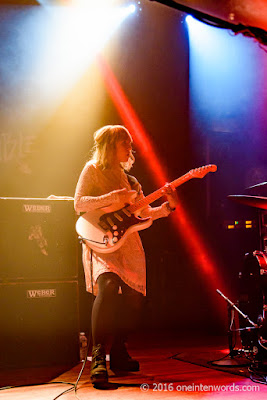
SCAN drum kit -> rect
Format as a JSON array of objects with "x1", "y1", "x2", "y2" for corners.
[{"x1": 217, "y1": 182, "x2": 267, "y2": 373}]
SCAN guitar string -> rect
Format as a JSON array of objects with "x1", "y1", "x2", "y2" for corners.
[
  {"x1": 128, "y1": 172, "x2": 191, "y2": 213},
  {"x1": 128, "y1": 166, "x2": 213, "y2": 213},
  {"x1": 79, "y1": 166, "x2": 214, "y2": 246}
]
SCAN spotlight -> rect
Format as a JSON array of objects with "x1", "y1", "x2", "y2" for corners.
[
  {"x1": 34, "y1": 0, "x2": 136, "y2": 104},
  {"x1": 185, "y1": 14, "x2": 203, "y2": 29},
  {"x1": 185, "y1": 15, "x2": 194, "y2": 25},
  {"x1": 128, "y1": 4, "x2": 136, "y2": 14}
]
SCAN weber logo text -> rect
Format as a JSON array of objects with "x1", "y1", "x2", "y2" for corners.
[
  {"x1": 27, "y1": 289, "x2": 56, "y2": 298},
  {"x1": 23, "y1": 204, "x2": 51, "y2": 213}
]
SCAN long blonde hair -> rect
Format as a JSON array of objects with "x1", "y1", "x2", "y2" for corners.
[{"x1": 91, "y1": 125, "x2": 134, "y2": 171}]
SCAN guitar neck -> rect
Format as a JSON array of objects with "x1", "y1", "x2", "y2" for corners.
[{"x1": 128, "y1": 171, "x2": 192, "y2": 213}]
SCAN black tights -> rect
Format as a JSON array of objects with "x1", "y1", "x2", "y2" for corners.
[{"x1": 91, "y1": 272, "x2": 144, "y2": 347}]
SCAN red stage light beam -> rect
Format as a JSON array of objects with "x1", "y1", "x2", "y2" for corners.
[
  {"x1": 97, "y1": 54, "x2": 227, "y2": 310},
  {"x1": 96, "y1": 55, "x2": 168, "y2": 187}
]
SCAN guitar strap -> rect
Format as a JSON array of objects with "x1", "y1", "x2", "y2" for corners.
[{"x1": 126, "y1": 173, "x2": 142, "y2": 195}]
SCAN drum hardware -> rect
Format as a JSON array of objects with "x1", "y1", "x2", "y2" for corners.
[
  {"x1": 208, "y1": 290, "x2": 255, "y2": 367},
  {"x1": 217, "y1": 289, "x2": 258, "y2": 329},
  {"x1": 238, "y1": 251, "x2": 267, "y2": 387},
  {"x1": 247, "y1": 182, "x2": 267, "y2": 188},
  {"x1": 221, "y1": 190, "x2": 267, "y2": 379},
  {"x1": 227, "y1": 192, "x2": 267, "y2": 356},
  {"x1": 228, "y1": 194, "x2": 267, "y2": 210},
  {"x1": 253, "y1": 250, "x2": 267, "y2": 272},
  {"x1": 228, "y1": 193, "x2": 267, "y2": 252},
  {"x1": 216, "y1": 288, "x2": 267, "y2": 373}
]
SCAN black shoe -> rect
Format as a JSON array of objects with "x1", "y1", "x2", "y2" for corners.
[
  {"x1": 110, "y1": 342, "x2": 140, "y2": 372},
  {"x1": 90, "y1": 344, "x2": 108, "y2": 386}
]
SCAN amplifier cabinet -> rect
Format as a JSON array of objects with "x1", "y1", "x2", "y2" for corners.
[
  {"x1": 0, "y1": 198, "x2": 78, "y2": 281},
  {"x1": 0, "y1": 281, "x2": 79, "y2": 369}
]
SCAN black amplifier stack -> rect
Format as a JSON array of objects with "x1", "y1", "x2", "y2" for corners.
[{"x1": 0, "y1": 198, "x2": 80, "y2": 375}]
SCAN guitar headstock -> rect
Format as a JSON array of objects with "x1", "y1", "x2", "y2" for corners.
[{"x1": 190, "y1": 164, "x2": 217, "y2": 179}]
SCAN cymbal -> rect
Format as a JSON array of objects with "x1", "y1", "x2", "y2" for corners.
[
  {"x1": 246, "y1": 182, "x2": 267, "y2": 190},
  {"x1": 228, "y1": 195, "x2": 267, "y2": 210}
]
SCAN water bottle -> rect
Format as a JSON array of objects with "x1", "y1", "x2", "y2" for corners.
[{"x1": 79, "y1": 332, "x2": 88, "y2": 362}]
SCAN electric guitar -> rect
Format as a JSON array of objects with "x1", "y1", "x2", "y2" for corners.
[{"x1": 76, "y1": 164, "x2": 217, "y2": 254}]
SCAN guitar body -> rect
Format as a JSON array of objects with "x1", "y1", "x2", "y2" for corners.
[
  {"x1": 76, "y1": 208, "x2": 152, "y2": 254},
  {"x1": 75, "y1": 164, "x2": 217, "y2": 253}
]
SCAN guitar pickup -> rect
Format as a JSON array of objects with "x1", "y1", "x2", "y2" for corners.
[
  {"x1": 114, "y1": 212, "x2": 123, "y2": 222},
  {"x1": 122, "y1": 209, "x2": 131, "y2": 217},
  {"x1": 98, "y1": 221, "x2": 109, "y2": 231},
  {"x1": 107, "y1": 216, "x2": 115, "y2": 227}
]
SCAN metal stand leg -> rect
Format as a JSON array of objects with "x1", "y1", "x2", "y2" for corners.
[{"x1": 211, "y1": 290, "x2": 258, "y2": 367}]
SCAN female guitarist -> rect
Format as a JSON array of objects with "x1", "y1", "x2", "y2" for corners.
[{"x1": 74, "y1": 125, "x2": 178, "y2": 387}]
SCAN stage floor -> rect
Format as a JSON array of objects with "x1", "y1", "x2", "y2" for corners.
[{"x1": 1, "y1": 332, "x2": 267, "y2": 399}]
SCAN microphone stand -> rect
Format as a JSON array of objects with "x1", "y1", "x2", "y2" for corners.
[
  {"x1": 212, "y1": 290, "x2": 258, "y2": 367},
  {"x1": 217, "y1": 289, "x2": 258, "y2": 329}
]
